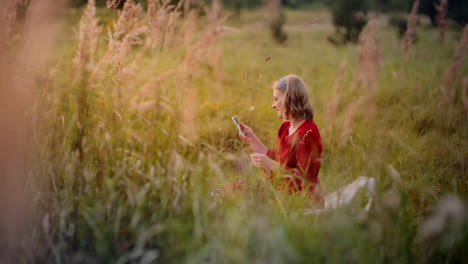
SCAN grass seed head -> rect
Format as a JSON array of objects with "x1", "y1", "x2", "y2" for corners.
[
  {"x1": 402, "y1": 0, "x2": 420, "y2": 55},
  {"x1": 0, "y1": 0, "x2": 18, "y2": 49},
  {"x1": 73, "y1": 0, "x2": 101, "y2": 74},
  {"x1": 357, "y1": 19, "x2": 380, "y2": 116},
  {"x1": 463, "y1": 76, "x2": 468, "y2": 119},
  {"x1": 435, "y1": 0, "x2": 448, "y2": 44},
  {"x1": 325, "y1": 59, "x2": 347, "y2": 132},
  {"x1": 442, "y1": 25, "x2": 468, "y2": 105}
]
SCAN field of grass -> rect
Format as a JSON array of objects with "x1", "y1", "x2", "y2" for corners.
[{"x1": 8, "y1": 2, "x2": 468, "y2": 263}]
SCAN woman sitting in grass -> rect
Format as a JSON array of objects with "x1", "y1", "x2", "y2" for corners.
[{"x1": 237, "y1": 74, "x2": 324, "y2": 206}]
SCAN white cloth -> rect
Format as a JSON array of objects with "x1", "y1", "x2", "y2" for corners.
[{"x1": 303, "y1": 176, "x2": 376, "y2": 215}]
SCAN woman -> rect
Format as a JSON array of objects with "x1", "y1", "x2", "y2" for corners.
[{"x1": 239, "y1": 74, "x2": 323, "y2": 206}]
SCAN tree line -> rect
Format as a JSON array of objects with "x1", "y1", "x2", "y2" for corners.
[{"x1": 70, "y1": 0, "x2": 467, "y2": 26}]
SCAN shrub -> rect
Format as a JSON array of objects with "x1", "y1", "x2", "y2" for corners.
[
  {"x1": 388, "y1": 13, "x2": 420, "y2": 42},
  {"x1": 328, "y1": 0, "x2": 369, "y2": 45},
  {"x1": 389, "y1": 14, "x2": 408, "y2": 38},
  {"x1": 270, "y1": 10, "x2": 288, "y2": 44}
]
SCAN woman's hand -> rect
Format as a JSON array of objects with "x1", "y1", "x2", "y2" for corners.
[
  {"x1": 238, "y1": 122, "x2": 268, "y2": 155},
  {"x1": 250, "y1": 153, "x2": 280, "y2": 171},
  {"x1": 238, "y1": 122, "x2": 255, "y2": 143}
]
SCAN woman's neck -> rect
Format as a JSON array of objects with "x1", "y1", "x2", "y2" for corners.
[{"x1": 288, "y1": 118, "x2": 306, "y2": 135}]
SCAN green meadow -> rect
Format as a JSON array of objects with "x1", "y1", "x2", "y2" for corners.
[{"x1": 20, "y1": 3, "x2": 468, "y2": 263}]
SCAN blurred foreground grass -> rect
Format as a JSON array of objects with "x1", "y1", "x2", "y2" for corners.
[{"x1": 24, "y1": 4, "x2": 468, "y2": 263}]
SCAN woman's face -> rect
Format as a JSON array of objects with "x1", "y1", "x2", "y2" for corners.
[{"x1": 272, "y1": 88, "x2": 286, "y2": 120}]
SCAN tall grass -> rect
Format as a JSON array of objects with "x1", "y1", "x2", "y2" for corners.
[
  {"x1": 435, "y1": 0, "x2": 448, "y2": 44},
  {"x1": 442, "y1": 25, "x2": 468, "y2": 106},
  {"x1": 1, "y1": 1, "x2": 467, "y2": 263},
  {"x1": 0, "y1": 0, "x2": 66, "y2": 261},
  {"x1": 402, "y1": 0, "x2": 419, "y2": 56}
]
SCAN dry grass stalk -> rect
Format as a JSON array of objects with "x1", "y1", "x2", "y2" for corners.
[
  {"x1": 177, "y1": 23, "x2": 224, "y2": 142},
  {"x1": 184, "y1": 0, "x2": 192, "y2": 15},
  {"x1": 0, "y1": 0, "x2": 18, "y2": 49},
  {"x1": 443, "y1": 25, "x2": 468, "y2": 104},
  {"x1": 146, "y1": 0, "x2": 178, "y2": 50},
  {"x1": 463, "y1": 76, "x2": 468, "y2": 119},
  {"x1": 0, "y1": 1, "x2": 23, "y2": 254},
  {"x1": 209, "y1": 0, "x2": 223, "y2": 22},
  {"x1": 146, "y1": 0, "x2": 165, "y2": 49},
  {"x1": 19, "y1": 0, "x2": 65, "y2": 92},
  {"x1": 325, "y1": 59, "x2": 347, "y2": 132},
  {"x1": 180, "y1": 78, "x2": 199, "y2": 144},
  {"x1": 175, "y1": 9, "x2": 198, "y2": 48},
  {"x1": 133, "y1": 15, "x2": 221, "y2": 97},
  {"x1": 135, "y1": 100, "x2": 156, "y2": 112},
  {"x1": 73, "y1": 0, "x2": 101, "y2": 76},
  {"x1": 137, "y1": 69, "x2": 178, "y2": 96},
  {"x1": 106, "y1": 0, "x2": 122, "y2": 10},
  {"x1": 183, "y1": 25, "x2": 223, "y2": 72},
  {"x1": 76, "y1": 0, "x2": 223, "y2": 141},
  {"x1": 46, "y1": 61, "x2": 62, "y2": 90},
  {"x1": 357, "y1": 20, "x2": 380, "y2": 115},
  {"x1": 114, "y1": 0, "x2": 143, "y2": 39},
  {"x1": 402, "y1": 0, "x2": 420, "y2": 55},
  {"x1": 163, "y1": 2, "x2": 183, "y2": 51},
  {"x1": 1, "y1": 0, "x2": 64, "y2": 258},
  {"x1": 177, "y1": 13, "x2": 225, "y2": 142},
  {"x1": 114, "y1": 26, "x2": 146, "y2": 79},
  {"x1": 265, "y1": 0, "x2": 281, "y2": 14},
  {"x1": 178, "y1": 24, "x2": 223, "y2": 98},
  {"x1": 208, "y1": 44, "x2": 224, "y2": 83},
  {"x1": 91, "y1": 1, "x2": 145, "y2": 83},
  {"x1": 341, "y1": 96, "x2": 366, "y2": 141},
  {"x1": 435, "y1": 0, "x2": 448, "y2": 44}
]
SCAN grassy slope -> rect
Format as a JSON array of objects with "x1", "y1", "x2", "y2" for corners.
[{"x1": 32, "y1": 7, "x2": 467, "y2": 263}]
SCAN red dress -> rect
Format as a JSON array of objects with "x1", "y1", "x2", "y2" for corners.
[
  {"x1": 220, "y1": 120, "x2": 323, "y2": 205},
  {"x1": 266, "y1": 120, "x2": 323, "y2": 203}
]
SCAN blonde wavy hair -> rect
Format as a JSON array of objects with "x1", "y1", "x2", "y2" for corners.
[{"x1": 273, "y1": 74, "x2": 315, "y2": 121}]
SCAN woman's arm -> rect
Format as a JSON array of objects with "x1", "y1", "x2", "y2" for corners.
[
  {"x1": 250, "y1": 153, "x2": 280, "y2": 171},
  {"x1": 238, "y1": 122, "x2": 268, "y2": 155},
  {"x1": 240, "y1": 122, "x2": 281, "y2": 171}
]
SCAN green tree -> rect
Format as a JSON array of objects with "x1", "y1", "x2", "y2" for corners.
[
  {"x1": 283, "y1": 0, "x2": 319, "y2": 8},
  {"x1": 371, "y1": 0, "x2": 411, "y2": 12},
  {"x1": 328, "y1": 0, "x2": 369, "y2": 44},
  {"x1": 420, "y1": 0, "x2": 468, "y2": 26}
]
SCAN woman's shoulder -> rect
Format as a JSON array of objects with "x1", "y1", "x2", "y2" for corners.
[
  {"x1": 279, "y1": 121, "x2": 290, "y2": 131},
  {"x1": 297, "y1": 120, "x2": 321, "y2": 139},
  {"x1": 300, "y1": 120, "x2": 318, "y2": 131}
]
